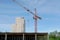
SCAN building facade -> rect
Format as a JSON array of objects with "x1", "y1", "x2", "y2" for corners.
[{"x1": 12, "y1": 17, "x2": 25, "y2": 33}]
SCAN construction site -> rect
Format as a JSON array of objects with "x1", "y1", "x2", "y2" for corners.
[
  {"x1": 0, "y1": 0, "x2": 49, "y2": 40},
  {"x1": 0, "y1": 17, "x2": 48, "y2": 40}
]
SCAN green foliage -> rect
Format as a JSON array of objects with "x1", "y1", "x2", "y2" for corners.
[{"x1": 49, "y1": 31, "x2": 60, "y2": 40}]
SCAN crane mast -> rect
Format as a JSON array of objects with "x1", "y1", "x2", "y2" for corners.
[
  {"x1": 12, "y1": 0, "x2": 41, "y2": 33},
  {"x1": 34, "y1": 8, "x2": 37, "y2": 33}
]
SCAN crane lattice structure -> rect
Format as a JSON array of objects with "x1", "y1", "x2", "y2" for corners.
[{"x1": 13, "y1": 0, "x2": 41, "y2": 33}]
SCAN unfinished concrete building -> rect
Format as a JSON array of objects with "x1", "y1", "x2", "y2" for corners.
[{"x1": 0, "y1": 32, "x2": 48, "y2": 40}]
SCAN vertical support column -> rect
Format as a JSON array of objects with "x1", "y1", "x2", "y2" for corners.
[
  {"x1": 5, "y1": 33, "x2": 7, "y2": 40},
  {"x1": 23, "y1": 33, "x2": 24, "y2": 40},
  {"x1": 47, "y1": 34, "x2": 49, "y2": 40},
  {"x1": 44, "y1": 35, "x2": 46, "y2": 40},
  {"x1": 35, "y1": 33, "x2": 37, "y2": 40}
]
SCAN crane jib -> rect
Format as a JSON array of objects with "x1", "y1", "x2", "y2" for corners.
[{"x1": 13, "y1": 0, "x2": 42, "y2": 20}]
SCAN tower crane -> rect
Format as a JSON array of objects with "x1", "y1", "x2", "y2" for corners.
[{"x1": 12, "y1": 0, "x2": 42, "y2": 33}]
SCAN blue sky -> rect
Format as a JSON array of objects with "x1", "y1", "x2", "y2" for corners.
[{"x1": 0, "y1": 0, "x2": 60, "y2": 33}]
